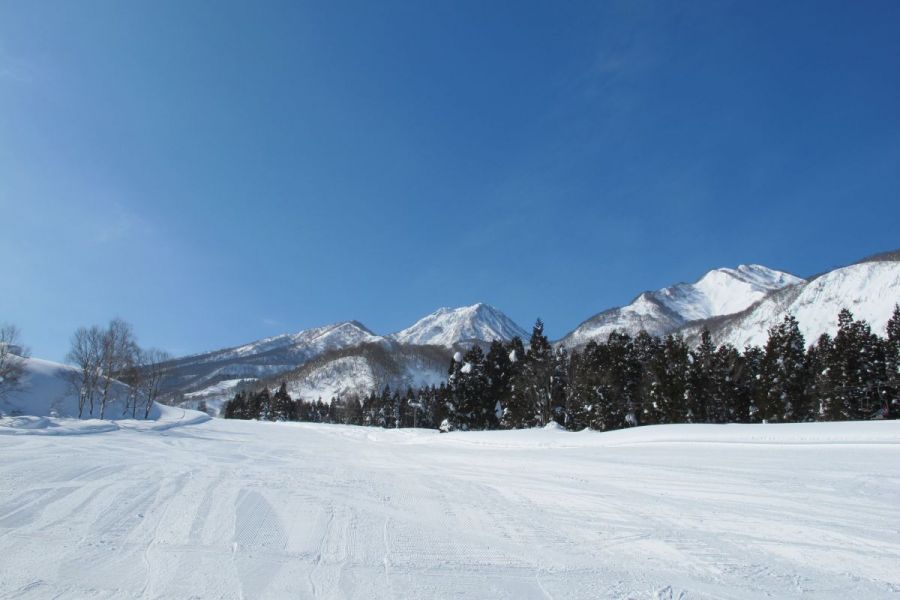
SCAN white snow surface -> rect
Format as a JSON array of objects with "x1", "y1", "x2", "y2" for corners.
[
  {"x1": 690, "y1": 260, "x2": 900, "y2": 348},
  {"x1": 391, "y1": 303, "x2": 528, "y2": 346},
  {"x1": 561, "y1": 264, "x2": 803, "y2": 347},
  {"x1": 1, "y1": 419, "x2": 899, "y2": 598}
]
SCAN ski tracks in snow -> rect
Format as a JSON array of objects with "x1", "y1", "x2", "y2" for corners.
[{"x1": 1, "y1": 421, "x2": 900, "y2": 598}]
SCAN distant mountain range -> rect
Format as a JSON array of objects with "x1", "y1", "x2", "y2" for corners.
[
  {"x1": 164, "y1": 303, "x2": 528, "y2": 412},
  {"x1": 163, "y1": 250, "x2": 899, "y2": 414}
]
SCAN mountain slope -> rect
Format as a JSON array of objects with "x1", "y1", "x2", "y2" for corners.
[
  {"x1": 560, "y1": 265, "x2": 803, "y2": 347},
  {"x1": 160, "y1": 321, "x2": 385, "y2": 398},
  {"x1": 391, "y1": 303, "x2": 528, "y2": 346},
  {"x1": 681, "y1": 259, "x2": 900, "y2": 348}
]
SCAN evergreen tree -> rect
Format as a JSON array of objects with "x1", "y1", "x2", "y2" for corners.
[
  {"x1": 223, "y1": 391, "x2": 244, "y2": 419},
  {"x1": 632, "y1": 331, "x2": 660, "y2": 425},
  {"x1": 713, "y1": 343, "x2": 743, "y2": 423},
  {"x1": 606, "y1": 332, "x2": 640, "y2": 427},
  {"x1": 827, "y1": 309, "x2": 887, "y2": 420},
  {"x1": 686, "y1": 330, "x2": 715, "y2": 423},
  {"x1": 271, "y1": 382, "x2": 294, "y2": 421},
  {"x1": 484, "y1": 340, "x2": 513, "y2": 429},
  {"x1": 648, "y1": 335, "x2": 689, "y2": 424},
  {"x1": 885, "y1": 305, "x2": 900, "y2": 418},
  {"x1": 565, "y1": 349, "x2": 591, "y2": 430},
  {"x1": 501, "y1": 337, "x2": 530, "y2": 429},
  {"x1": 807, "y1": 334, "x2": 834, "y2": 420},
  {"x1": 525, "y1": 319, "x2": 554, "y2": 426},
  {"x1": 550, "y1": 346, "x2": 569, "y2": 426},
  {"x1": 760, "y1": 315, "x2": 808, "y2": 422},
  {"x1": 445, "y1": 353, "x2": 465, "y2": 430},
  {"x1": 456, "y1": 345, "x2": 489, "y2": 430}
]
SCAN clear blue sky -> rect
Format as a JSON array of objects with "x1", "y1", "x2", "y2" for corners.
[{"x1": 2, "y1": 1, "x2": 899, "y2": 361}]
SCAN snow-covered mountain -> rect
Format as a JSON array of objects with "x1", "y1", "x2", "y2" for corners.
[
  {"x1": 559, "y1": 264, "x2": 804, "y2": 347},
  {"x1": 681, "y1": 256, "x2": 900, "y2": 348},
  {"x1": 391, "y1": 303, "x2": 528, "y2": 347}
]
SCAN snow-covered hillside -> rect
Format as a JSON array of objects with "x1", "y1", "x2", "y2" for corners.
[
  {"x1": 391, "y1": 303, "x2": 528, "y2": 346},
  {"x1": 684, "y1": 259, "x2": 900, "y2": 348},
  {"x1": 560, "y1": 264, "x2": 803, "y2": 347},
  {"x1": 0, "y1": 356, "x2": 208, "y2": 431},
  {"x1": 1, "y1": 418, "x2": 898, "y2": 598}
]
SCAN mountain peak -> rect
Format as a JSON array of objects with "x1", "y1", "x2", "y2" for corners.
[{"x1": 391, "y1": 303, "x2": 527, "y2": 347}]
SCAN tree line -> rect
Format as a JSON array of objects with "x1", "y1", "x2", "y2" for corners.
[{"x1": 224, "y1": 306, "x2": 900, "y2": 431}]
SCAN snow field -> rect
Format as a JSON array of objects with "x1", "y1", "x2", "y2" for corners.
[{"x1": 1, "y1": 420, "x2": 899, "y2": 599}]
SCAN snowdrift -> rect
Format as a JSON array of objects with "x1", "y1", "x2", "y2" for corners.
[{"x1": 0, "y1": 356, "x2": 209, "y2": 435}]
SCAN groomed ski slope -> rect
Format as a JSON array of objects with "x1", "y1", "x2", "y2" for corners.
[{"x1": 1, "y1": 420, "x2": 899, "y2": 599}]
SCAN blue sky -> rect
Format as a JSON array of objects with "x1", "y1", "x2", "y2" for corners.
[{"x1": 2, "y1": 0, "x2": 899, "y2": 361}]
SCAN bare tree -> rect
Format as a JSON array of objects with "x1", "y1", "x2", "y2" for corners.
[
  {"x1": 119, "y1": 353, "x2": 144, "y2": 418},
  {"x1": 0, "y1": 324, "x2": 29, "y2": 401},
  {"x1": 66, "y1": 325, "x2": 104, "y2": 418},
  {"x1": 97, "y1": 318, "x2": 138, "y2": 419},
  {"x1": 140, "y1": 348, "x2": 172, "y2": 419}
]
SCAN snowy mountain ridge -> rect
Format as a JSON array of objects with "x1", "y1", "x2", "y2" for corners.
[
  {"x1": 559, "y1": 264, "x2": 804, "y2": 347},
  {"x1": 681, "y1": 259, "x2": 900, "y2": 348},
  {"x1": 183, "y1": 320, "x2": 384, "y2": 365}
]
